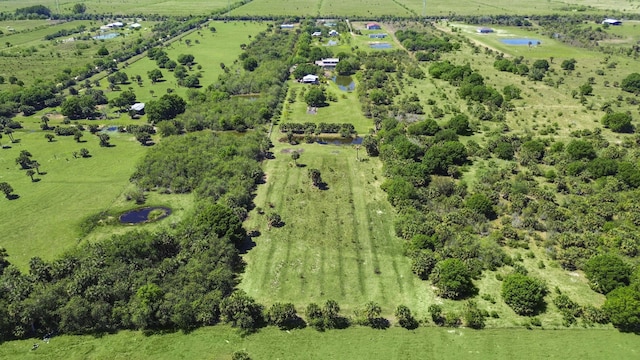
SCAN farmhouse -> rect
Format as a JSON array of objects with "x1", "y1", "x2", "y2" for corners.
[
  {"x1": 302, "y1": 74, "x2": 319, "y2": 83},
  {"x1": 602, "y1": 18, "x2": 622, "y2": 25},
  {"x1": 312, "y1": 31, "x2": 322, "y2": 37},
  {"x1": 477, "y1": 27, "x2": 494, "y2": 33},
  {"x1": 329, "y1": 30, "x2": 339, "y2": 36},
  {"x1": 366, "y1": 22, "x2": 381, "y2": 30},
  {"x1": 315, "y1": 58, "x2": 340, "y2": 67},
  {"x1": 369, "y1": 33, "x2": 387, "y2": 39}
]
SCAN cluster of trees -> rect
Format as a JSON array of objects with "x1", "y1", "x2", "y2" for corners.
[
  {"x1": 353, "y1": 25, "x2": 640, "y2": 331},
  {"x1": 147, "y1": 48, "x2": 200, "y2": 88},
  {"x1": 429, "y1": 61, "x2": 504, "y2": 108},
  {"x1": 177, "y1": 29, "x2": 296, "y2": 131},
  {"x1": 395, "y1": 30, "x2": 459, "y2": 53}
]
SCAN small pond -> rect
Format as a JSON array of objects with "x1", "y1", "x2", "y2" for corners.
[
  {"x1": 317, "y1": 137, "x2": 363, "y2": 145},
  {"x1": 332, "y1": 75, "x2": 355, "y2": 91},
  {"x1": 325, "y1": 40, "x2": 338, "y2": 46},
  {"x1": 500, "y1": 38, "x2": 541, "y2": 45},
  {"x1": 120, "y1": 207, "x2": 172, "y2": 224},
  {"x1": 369, "y1": 42, "x2": 392, "y2": 49},
  {"x1": 93, "y1": 33, "x2": 119, "y2": 40}
]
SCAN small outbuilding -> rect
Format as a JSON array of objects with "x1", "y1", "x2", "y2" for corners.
[
  {"x1": 130, "y1": 23, "x2": 142, "y2": 29},
  {"x1": 602, "y1": 18, "x2": 622, "y2": 26},
  {"x1": 369, "y1": 33, "x2": 387, "y2": 38},
  {"x1": 329, "y1": 29, "x2": 339, "y2": 36},
  {"x1": 312, "y1": 31, "x2": 322, "y2": 37},
  {"x1": 130, "y1": 103, "x2": 145, "y2": 114},
  {"x1": 302, "y1": 74, "x2": 319, "y2": 83},
  {"x1": 366, "y1": 22, "x2": 381, "y2": 30},
  {"x1": 477, "y1": 27, "x2": 494, "y2": 33},
  {"x1": 280, "y1": 24, "x2": 295, "y2": 29}
]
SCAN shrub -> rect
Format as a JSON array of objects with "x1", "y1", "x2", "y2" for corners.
[
  {"x1": 465, "y1": 193, "x2": 495, "y2": 218},
  {"x1": 621, "y1": 72, "x2": 640, "y2": 94},
  {"x1": 602, "y1": 112, "x2": 633, "y2": 133},
  {"x1": 395, "y1": 305, "x2": 418, "y2": 329},
  {"x1": 431, "y1": 258, "x2": 476, "y2": 299},
  {"x1": 501, "y1": 273, "x2": 547, "y2": 316},
  {"x1": 584, "y1": 254, "x2": 631, "y2": 294},
  {"x1": 566, "y1": 140, "x2": 596, "y2": 160}
]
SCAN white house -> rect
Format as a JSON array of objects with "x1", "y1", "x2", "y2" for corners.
[
  {"x1": 328, "y1": 29, "x2": 339, "y2": 36},
  {"x1": 312, "y1": 31, "x2": 322, "y2": 37},
  {"x1": 280, "y1": 24, "x2": 295, "y2": 29},
  {"x1": 130, "y1": 23, "x2": 142, "y2": 29},
  {"x1": 315, "y1": 58, "x2": 339, "y2": 67},
  {"x1": 302, "y1": 74, "x2": 319, "y2": 83},
  {"x1": 602, "y1": 18, "x2": 622, "y2": 25}
]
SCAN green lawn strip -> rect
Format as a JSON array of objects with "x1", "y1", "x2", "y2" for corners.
[
  {"x1": 240, "y1": 140, "x2": 427, "y2": 315},
  {"x1": 320, "y1": 0, "x2": 412, "y2": 17},
  {"x1": 1, "y1": 326, "x2": 639, "y2": 359}
]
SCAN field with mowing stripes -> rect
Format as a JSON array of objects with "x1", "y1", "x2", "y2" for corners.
[
  {"x1": 240, "y1": 139, "x2": 432, "y2": 315},
  {"x1": 0, "y1": 0, "x2": 233, "y2": 15}
]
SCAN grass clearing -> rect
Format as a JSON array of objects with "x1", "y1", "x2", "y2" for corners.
[
  {"x1": 281, "y1": 80, "x2": 372, "y2": 134},
  {"x1": 1, "y1": 325, "x2": 638, "y2": 359},
  {"x1": 240, "y1": 138, "x2": 432, "y2": 315},
  {"x1": 230, "y1": 0, "x2": 320, "y2": 16}
]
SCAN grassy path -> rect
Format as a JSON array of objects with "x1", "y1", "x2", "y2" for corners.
[
  {"x1": 240, "y1": 139, "x2": 431, "y2": 314},
  {"x1": 1, "y1": 325, "x2": 638, "y2": 359}
]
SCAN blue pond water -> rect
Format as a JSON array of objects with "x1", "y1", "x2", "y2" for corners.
[
  {"x1": 370, "y1": 42, "x2": 392, "y2": 49},
  {"x1": 501, "y1": 38, "x2": 541, "y2": 45},
  {"x1": 325, "y1": 40, "x2": 338, "y2": 46},
  {"x1": 93, "y1": 33, "x2": 119, "y2": 40},
  {"x1": 120, "y1": 207, "x2": 171, "y2": 224},
  {"x1": 333, "y1": 75, "x2": 355, "y2": 91}
]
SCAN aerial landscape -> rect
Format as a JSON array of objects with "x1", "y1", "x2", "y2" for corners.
[{"x1": 1, "y1": 0, "x2": 640, "y2": 359}]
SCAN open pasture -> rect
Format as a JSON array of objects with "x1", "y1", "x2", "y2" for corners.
[
  {"x1": 240, "y1": 140, "x2": 433, "y2": 315},
  {"x1": 98, "y1": 21, "x2": 266, "y2": 110},
  {"x1": 0, "y1": 19, "x2": 156, "y2": 88},
  {"x1": 0, "y1": 0, "x2": 233, "y2": 16},
  {"x1": 320, "y1": 0, "x2": 412, "y2": 17},
  {"x1": 1, "y1": 325, "x2": 639, "y2": 360},
  {"x1": 0, "y1": 118, "x2": 147, "y2": 270},
  {"x1": 229, "y1": 0, "x2": 320, "y2": 16}
]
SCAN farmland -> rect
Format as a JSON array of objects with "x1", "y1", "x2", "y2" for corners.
[{"x1": 1, "y1": 0, "x2": 640, "y2": 358}]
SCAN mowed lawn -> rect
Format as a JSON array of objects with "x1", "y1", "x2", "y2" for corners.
[
  {"x1": 282, "y1": 80, "x2": 372, "y2": 134},
  {"x1": 240, "y1": 139, "x2": 432, "y2": 315},
  {"x1": 0, "y1": 120, "x2": 146, "y2": 270},
  {"x1": 1, "y1": 325, "x2": 639, "y2": 359}
]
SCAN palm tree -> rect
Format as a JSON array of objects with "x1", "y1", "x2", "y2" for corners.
[
  {"x1": 41, "y1": 116, "x2": 50, "y2": 129},
  {"x1": 4, "y1": 128, "x2": 14, "y2": 143},
  {"x1": 0, "y1": 182, "x2": 13, "y2": 198},
  {"x1": 32, "y1": 161, "x2": 41, "y2": 175},
  {"x1": 26, "y1": 169, "x2": 36, "y2": 182},
  {"x1": 291, "y1": 152, "x2": 300, "y2": 166}
]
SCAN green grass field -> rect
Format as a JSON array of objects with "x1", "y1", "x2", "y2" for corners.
[
  {"x1": 240, "y1": 139, "x2": 431, "y2": 315},
  {"x1": 0, "y1": 19, "x2": 157, "y2": 89},
  {"x1": 0, "y1": 0, "x2": 234, "y2": 16},
  {"x1": 0, "y1": 117, "x2": 149, "y2": 270},
  {"x1": 95, "y1": 21, "x2": 266, "y2": 117},
  {"x1": 1, "y1": 325, "x2": 639, "y2": 359}
]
